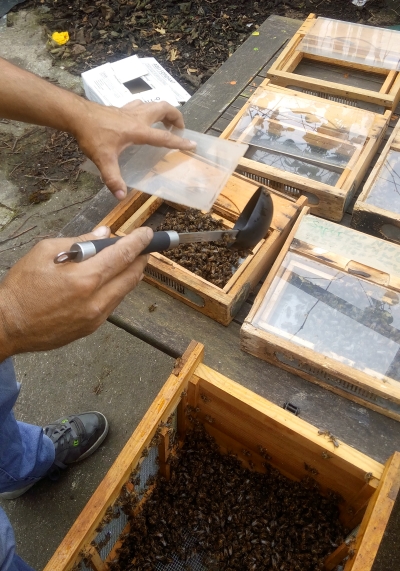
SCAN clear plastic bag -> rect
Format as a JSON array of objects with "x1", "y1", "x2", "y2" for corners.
[
  {"x1": 300, "y1": 18, "x2": 400, "y2": 71},
  {"x1": 82, "y1": 125, "x2": 248, "y2": 211}
]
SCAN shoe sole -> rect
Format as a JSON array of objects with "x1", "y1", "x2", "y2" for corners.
[
  {"x1": 0, "y1": 412, "x2": 109, "y2": 500},
  {"x1": 0, "y1": 481, "x2": 37, "y2": 500}
]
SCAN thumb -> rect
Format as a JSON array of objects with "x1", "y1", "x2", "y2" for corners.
[{"x1": 76, "y1": 225, "x2": 111, "y2": 242}]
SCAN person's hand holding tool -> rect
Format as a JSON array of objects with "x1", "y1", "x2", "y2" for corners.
[{"x1": 0, "y1": 226, "x2": 153, "y2": 361}]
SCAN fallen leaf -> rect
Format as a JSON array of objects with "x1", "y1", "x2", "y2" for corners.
[
  {"x1": 168, "y1": 48, "x2": 179, "y2": 61},
  {"x1": 155, "y1": 27, "x2": 166, "y2": 35},
  {"x1": 187, "y1": 68, "x2": 198, "y2": 73},
  {"x1": 151, "y1": 44, "x2": 163, "y2": 51}
]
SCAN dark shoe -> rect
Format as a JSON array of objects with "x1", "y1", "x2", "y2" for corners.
[
  {"x1": 44, "y1": 411, "x2": 109, "y2": 473},
  {"x1": 0, "y1": 411, "x2": 109, "y2": 500}
]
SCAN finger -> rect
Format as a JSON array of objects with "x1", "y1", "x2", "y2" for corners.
[
  {"x1": 138, "y1": 125, "x2": 196, "y2": 150},
  {"x1": 124, "y1": 101, "x2": 185, "y2": 129},
  {"x1": 92, "y1": 254, "x2": 149, "y2": 315},
  {"x1": 95, "y1": 152, "x2": 128, "y2": 200},
  {"x1": 86, "y1": 226, "x2": 153, "y2": 285},
  {"x1": 77, "y1": 226, "x2": 111, "y2": 242}
]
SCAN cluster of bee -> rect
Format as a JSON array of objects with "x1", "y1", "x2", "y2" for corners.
[
  {"x1": 157, "y1": 209, "x2": 247, "y2": 288},
  {"x1": 109, "y1": 425, "x2": 345, "y2": 571}
]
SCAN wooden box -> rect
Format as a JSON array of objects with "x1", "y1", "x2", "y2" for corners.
[
  {"x1": 241, "y1": 207, "x2": 400, "y2": 422},
  {"x1": 97, "y1": 173, "x2": 305, "y2": 325},
  {"x1": 352, "y1": 119, "x2": 400, "y2": 243},
  {"x1": 44, "y1": 341, "x2": 400, "y2": 571},
  {"x1": 267, "y1": 14, "x2": 400, "y2": 113},
  {"x1": 220, "y1": 81, "x2": 390, "y2": 222}
]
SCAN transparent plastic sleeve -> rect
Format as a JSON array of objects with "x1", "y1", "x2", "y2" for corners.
[
  {"x1": 364, "y1": 150, "x2": 400, "y2": 214},
  {"x1": 252, "y1": 251, "x2": 400, "y2": 384},
  {"x1": 228, "y1": 88, "x2": 374, "y2": 172},
  {"x1": 300, "y1": 18, "x2": 400, "y2": 71},
  {"x1": 82, "y1": 126, "x2": 248, "y2": 211}
]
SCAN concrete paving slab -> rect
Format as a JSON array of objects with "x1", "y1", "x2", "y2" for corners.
[{"x1": 0, "y1": 321, "x2": 174, "y2": 570}]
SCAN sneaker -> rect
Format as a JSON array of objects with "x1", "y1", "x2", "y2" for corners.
[{"x1": 0, "y1": 411, "x2": 109, "y2": 500}]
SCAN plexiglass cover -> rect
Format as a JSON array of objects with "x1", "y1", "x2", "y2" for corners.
[
  {"x1": 364, "y1": 150, "x2": 400, "y2": 214},
  {"x1": 300, "y1": 18, "x2": 400, "y2": 71},
  {"x1": 252, "y1": 251, "x2": 400, "y2": 383},
  {"x1": 229, "y1": 88, "x2": 374, "y2": 173},
  {"x1": 82, "y1": 126, "x2": 248, "y2": 211}
]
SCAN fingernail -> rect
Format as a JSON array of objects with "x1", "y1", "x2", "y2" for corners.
[
  {"x1": 187, "y1": 140, "x2": 197, "y2": 149},
  {"x1": 115, "y1": 190, "x2": 126, "y2": 200},
  {"x1": 145, "y1": 227, "x2": 153, "y2": 241},
  {"x1": 92, "y1": 225, "x2": 109, "y2": 237}
]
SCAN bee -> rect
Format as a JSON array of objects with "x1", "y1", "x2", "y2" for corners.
[
  {"x1": 321, "y1": 450, "x2": 332, "y2": 459},
  {"x1": 205, "y1": 415, "x2": 215, "y2": 424},
  {"x1": 200, "y1": 393, "x2": 210, "y2": 403},
  {"x1": 364, "y1": 471, "x2": 373, "y2": 482},
  {"x1": 148, "y1": 303, "x2": 157, "y2": 312}
]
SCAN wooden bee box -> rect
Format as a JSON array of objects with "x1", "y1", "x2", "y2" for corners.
[
  {"x1": 220, "y1": 80, "x2": 390, "y2": 222},
  {"x1": 267, "y1": 14, "x2": 400, "y2": 113},
  {"x1": 241, "y1": 207, "x2": 400, "y2": 422},
  {"x1": 97, "y1": 173, "x2": 305, "y2": 325},
  {"x1": 352, "y1": 119, "x2": 400, "y2": 243},
  {"x1": 44, "y1": 341, "x2": 400, "y2": 571}
]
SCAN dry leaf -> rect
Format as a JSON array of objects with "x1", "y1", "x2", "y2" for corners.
[
  {"x1": 155, "y1": 27, "x2": 166, "y2": 35},
  {"x1": 168, "y1": 48, "x2": 179, "y2": 61},
  {"x1": 187, "y1": 68, "x2": 198, "y2": 73},
  {"x1": 151, "y1": 44, "x2": 163, "y2": 51}
]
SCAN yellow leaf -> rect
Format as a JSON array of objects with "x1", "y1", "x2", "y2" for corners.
[
  {"x1": 168, "y1": 48, "x2": 179, "y2": 61},
  {"x1": 151, "y1": 44, "x2": 163, "y2": 51},
  {"x1": 155, "y1": 27, "x2": 166, "y2": 35},
  {"x1": 51, "y1": 31, "x2": 69, "y2": 45}
]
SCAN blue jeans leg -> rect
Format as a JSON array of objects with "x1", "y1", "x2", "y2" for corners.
[{"x1": 0, "y1": 358, "x2": 55, "y2": 571}]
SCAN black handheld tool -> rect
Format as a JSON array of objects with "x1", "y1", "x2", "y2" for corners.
[{"x1": 54, "y1": 188, "x2": 273, "y2": 264}]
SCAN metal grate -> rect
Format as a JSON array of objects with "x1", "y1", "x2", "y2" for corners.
[
  {"x1": 238, "y1": 170, "x2": 304, "y2": 199},
  {"x1": 296, "y1": 88, "x2": 358, "y2": 107},
  {"x1": 146, "y1": 267, "x2": 185, "y2": 294}
]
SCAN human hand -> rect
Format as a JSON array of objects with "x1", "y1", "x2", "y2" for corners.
[
  {"x1": 0, "y1": 225, "x2": 153, "y2": 361},
  {"x1": 72, "y1": 99, "x2": 196, "y2": 201}
]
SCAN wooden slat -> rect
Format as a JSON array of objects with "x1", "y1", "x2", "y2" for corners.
[
  {"x1": 346, "y1": 453, "x2": 400, "y2": 571},
  {"x1": 194, "y1": 364, "x2": 383, "y2": 505}
]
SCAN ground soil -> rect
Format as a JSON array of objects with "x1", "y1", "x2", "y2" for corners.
[{"x1": 17, "y1": 0, "x2": 399, "y2": 94}]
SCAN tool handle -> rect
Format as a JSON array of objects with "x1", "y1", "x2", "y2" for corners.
[
  {"x1": 141, "y1": 231, "x2": 178, "y2": 254},
  {"x1": 76, "y1": 231, "x2": 179, "y2": 261}
]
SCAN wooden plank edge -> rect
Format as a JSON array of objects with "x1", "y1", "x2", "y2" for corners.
[
  {"x1": 195, "y1": 362, "x2": 384, "y2": 480},
  {"x1": 345, "y1": 452, "x2": 400, "y2": 571}
]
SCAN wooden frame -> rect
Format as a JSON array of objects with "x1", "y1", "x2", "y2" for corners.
[
  {"x1": 44, "y1": 341, "x2": 400, "y2": 571},
  {"x1": 267, "y1": 14, "x2": 400, "y2": 112},
  {"x1": 352, "y1": 119, "x2": 400, "y2": 243},
  {"x1": 241, "y1": 207, "x2": 400, "y2": 422},
  {"x1": 97, "y1": 172, "x2": 306, "y2": 325},
  {"x1": 220, "y1": 80, "x2": 390, "y2": 222}
]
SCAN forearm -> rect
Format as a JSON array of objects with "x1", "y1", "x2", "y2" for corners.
[{"x1": 0, "y1": 57, "x2": 88, "y2": 136}]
